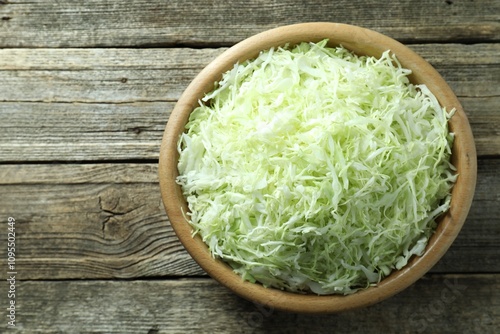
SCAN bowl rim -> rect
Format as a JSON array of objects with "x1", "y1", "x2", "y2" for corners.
[{"x1": 158, "y1": 22, "x2": 477, "y2": 313}]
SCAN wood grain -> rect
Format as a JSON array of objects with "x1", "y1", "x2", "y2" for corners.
[
  {"x1": 0, "y1": 102, "x2": 170, "y2": 162},
  {"x1": 0, "y1": 99, "x2": 498, "y2": 161},
  {"x1": 0, "y1": 48, "x2": 223, "y2": 103},
  {"x1": 0, "y1": 44, "x2": 499, "y2": 161},
  {"x1": 0, "y1": 98, "x2": 498, "y2": 162},
  {"x1": 0, "y1": 0, "x2": 497, "y2": 331},
  {"x1": 0, "y1": 44, "x2": 498, "y2": 103},
  {"x1": 0, "y1": 163, "x2": 159, "y2": 184},
  {"x1": 0, "y1": 159, "x2": 498, "y2": 280},
  {"x1": 0, "y1": 181, "x2": 204, "y2": 279},
  {"x1": 0, "y1": 275, "x2": 498, "y2": 333},
  {"x1": 0, "y1": 0, "x2": 498, "y2": 48}
]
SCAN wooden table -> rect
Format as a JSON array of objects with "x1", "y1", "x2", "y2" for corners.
[{"x1": 0, "y1": 1, "x2": 498, "y2": 333}]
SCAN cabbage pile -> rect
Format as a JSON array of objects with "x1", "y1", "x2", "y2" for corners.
[{"x1": 176, "y1": 40, "x2": 456, "y2": 294}]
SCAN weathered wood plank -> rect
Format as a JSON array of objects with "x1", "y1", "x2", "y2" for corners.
[
  {"x1": 0, "y1": 0, "x2": 498, "y2": 48},
  {"x1": 0, "y1": 181, "x2": 204, "y2": 279},
  {"x1": 409, "y1": 43, "x2": 500, "y2": 98},
  {"x1": 0, "y1": 163, "x2": 159, "y2": 184},
  {"x1": 462, "y1": 96, "x2": 500, "y2": 157},
  {"x1": 0, "y1": 275, "x2": 498, "y2": 333},
  {"x1": 0, "y1": 44, "x2": 498, "y2": 103},
  {"x1": 0, "y1": 48, "x2": 223, "y2": 103},
  {"x1": 0, "y1": 159, "x2": 498, "y2": 280},
  {"x1": 0, "y1": 97, "x2": 497, "y2": 162},
  {"x1": 0, "y1": 45, "x2": 498, "y2": 161},
  {"x1": 0, "y1": 102, "x2": 171, "y2": 162}
]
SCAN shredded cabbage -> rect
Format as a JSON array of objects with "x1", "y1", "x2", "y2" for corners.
[{"x1": 176, "y1": 40, "x2": 456, "y2": 295}]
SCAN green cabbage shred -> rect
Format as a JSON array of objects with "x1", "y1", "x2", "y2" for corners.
[{"x1": 176, "y1": 40, "x2": 456, "y2": 295}]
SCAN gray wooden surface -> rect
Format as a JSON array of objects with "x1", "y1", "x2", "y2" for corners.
[{"x1": 0, "y1": 0, "x2": 499, "y2": 333}]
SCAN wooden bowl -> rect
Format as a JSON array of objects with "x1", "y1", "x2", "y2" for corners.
[{"x1": 158, "y1": 23, "x2": 477, "y2": 313}]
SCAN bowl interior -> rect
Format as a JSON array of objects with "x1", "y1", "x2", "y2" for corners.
[{"x1": 158, "y1": 22, "x2": 477, "y2": 313}]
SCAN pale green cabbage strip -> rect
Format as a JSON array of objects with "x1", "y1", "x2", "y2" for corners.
[{"x1": 176, "y1": 40, "x2": 456, "y2": 295}]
